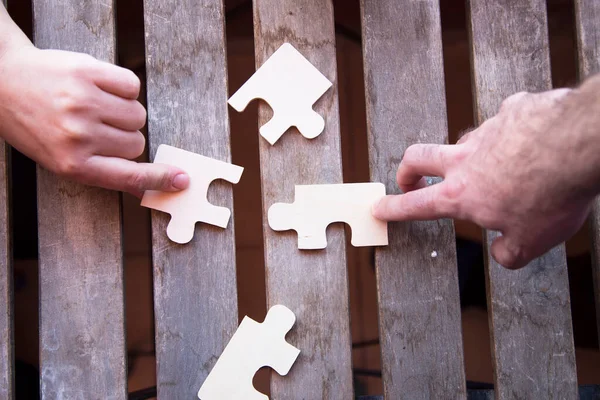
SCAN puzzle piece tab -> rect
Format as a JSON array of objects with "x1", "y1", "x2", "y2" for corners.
[
  {"x1": 268, "y1": 183, "x2": 389, "y2": 249},
  {"x1": 228, "y1": 43, "x2": 333, "y2": 145},
  {"x1": 198, "y1": 305, "x2": 300, "y2": 400},
  {"x1": 141, "y1": 145, "x2": 243, "y2": 244}
]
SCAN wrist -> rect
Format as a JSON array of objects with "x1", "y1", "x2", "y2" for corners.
[{"x1": 0, "y1": 6, "x2": 33, "y2": 69}]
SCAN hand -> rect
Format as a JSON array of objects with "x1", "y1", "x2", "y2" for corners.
[
  {"x1": 0, "y1": 44, "x2": 189, "y2": 197},
  {"x1": 372, "y1": 88, "x2": 600, "y2": 269}
]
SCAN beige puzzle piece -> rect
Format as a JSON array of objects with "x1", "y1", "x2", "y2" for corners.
[
  {"x1": 141, "y1": 145, "x2": 244, "y2": 244},
  {"x1": 197, "y1": 305, "x2": 300, "y2": 400},
  {"x1": 228, "y1": 42, "x2": 333, "y2": 145},
  {"x1": 268, "y1": 183, "x2": 389, "y2": 249}
]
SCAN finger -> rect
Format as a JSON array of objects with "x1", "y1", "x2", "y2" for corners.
[
  {"x1": 456, "y1": 128, "x2": 476, "y2": 144},
  {"x1": 91, "y1": 125, "x2": 146, "y2": 160},
  {"x1": 490, "y1": 234, "x2": 527, "y2": 270},
  {"x1": 97, "y1": 89, "x2": 147, "y2": 131},
  {"x1": 84, "y1": 156, "x2": 190, "y2": 196},
  {"x1": 397, "y1": 144, "x2": 454, "y2": 192},
  {"x1": 371, "y1": 182, "x2": 454, "y2": 221},
  {"x1": 90, "y1": 61, "x2": 141, "y2": 100}
]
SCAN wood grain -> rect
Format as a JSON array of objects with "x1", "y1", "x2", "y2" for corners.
[
  {"x1": 32, "y1": 1, "x2": 127, "y2": 398},
  {"x1": 0, "y1": 3, "x2": 12, "y2": 399},
  {"x1": 143, "y1": 0, "x2": 239, "y2": 397},
  {"x1": 574, "y1": 0, "x2": 600, "y2": 348},
  {"x1": 252, "y1": 1, "x2": 353, "y2": 397},
  {"x1": 360, "y1": 1, "x2": 466, "y2": 398},
  {"x1": 468, "y1": 1, "x2": 578, "y2": 398}
]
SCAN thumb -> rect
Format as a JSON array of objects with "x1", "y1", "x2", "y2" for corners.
[
  {"x1": 85, "y1": 156, "x2": 190, "y2": 197},
  {"x1": 490, "y1": 233, "x2": 526, "y2": 270}
]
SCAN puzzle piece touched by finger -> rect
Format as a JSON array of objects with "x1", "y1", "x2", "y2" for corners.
[
  {"x1": 268, "y1": 183, "x2": 389, "y2": 249},
  {"x1": 228, "y1": 43, "x2": 333, "y2": 145},
  {"x1": 141, "y1": 145, "x2": 244, "y2": 244},
  {"x1": 198, "y1": 305, "x2": 300, "y2": 400}
]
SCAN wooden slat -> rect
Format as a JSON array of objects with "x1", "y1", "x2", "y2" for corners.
[
  {"x1": 0, "y1": 3, "x2": 13, "y2": 400},
  {"x1": 253, "y1": 1, "x2": 353, "y2": 397},
  {"x1": 32, "y1": 2, "x2": 127, "y2": 398},
  {"x1": 574, "y1": 0, "x2": 600, "y2": 347},
  {"x1": 143, "y1": 0, "x2": 239, "y2": 397},
  {"x1": 360, "y1": 1, "x2": 466, "y2": 398},
  {"x1": 468, "y1": 1, "x2": 578, "y2": 398}
]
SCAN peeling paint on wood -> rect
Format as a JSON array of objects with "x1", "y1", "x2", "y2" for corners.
[
  {"x1": 143, "y1": 0, "x2": 239, "y2": 397},
  {"x1": 32, "y1": 0, "x2": 127, "y2": 398},
  {"x1": 469, "y1": 1, "x2": 578, "y2": 398},
  {"x1": 252, "y1": 0, "x2": 354, "y2": 398},
  {"x1": 360, "y1": 1, "x2": 467, "y2": 398},
  {"x1": 575, "y1": 0, "x2": 600, "y2": 350}
]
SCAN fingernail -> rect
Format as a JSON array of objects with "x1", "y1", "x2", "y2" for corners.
[{"x1": 172, "y1": 173, "x2": 190, "y2": 190}]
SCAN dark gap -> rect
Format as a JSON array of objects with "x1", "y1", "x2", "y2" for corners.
[
  {"x1": 547, "y1": 0, "x2": 599, "y2": 366},
  {"x1": 440, "y1": 0, "x2": 492, "y2": 385},
  {"x1": 6, "y1": 0, "x2": 41, "y2": 398},
  {"x1": 334, "y1": 0, "x2": 383, "y2": 396},
  {"x1": 115, "y1": 0, "x2": 156, "y2": 395},
  {"x1": 225, "y1": 0, "x2": 270, "y2": 395}
]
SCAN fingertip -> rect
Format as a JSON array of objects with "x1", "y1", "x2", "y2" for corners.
[{"x1": 172, "y1": 173, "x2": 189, "y2": 190}]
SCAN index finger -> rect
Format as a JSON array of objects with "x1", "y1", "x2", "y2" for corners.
[{"x1": 372, "y1": 182, "x2": 454, "y2": 221}]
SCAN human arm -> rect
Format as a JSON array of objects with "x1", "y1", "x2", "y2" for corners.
[
  {"x1": 372, "y1": 74, "x2": 600, "y2": 269},
  {"x1": 0, "y1": 4, "x2": 189, "y2": 196}
]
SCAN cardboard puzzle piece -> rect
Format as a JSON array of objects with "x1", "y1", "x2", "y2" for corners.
[
  {"x1": 141, "y1": 144, "x2": 244, "y2": 244},
  {"x1": 268, "y1": 183, "x2": 389, "y2": 249},
  {"x1": 197, "y1": 305, "x2": 300, "y2": 400},
  {"x1": 228, "y1": 43, "x2": 333, "y2": 145}
]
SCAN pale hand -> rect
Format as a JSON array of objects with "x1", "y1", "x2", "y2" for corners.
[
  {"x1": 373, "y1": 88, "x2": 600, "y2": 269},
  {"x1": 0, "y1": 45, "x2": 189, "y2": 197}
]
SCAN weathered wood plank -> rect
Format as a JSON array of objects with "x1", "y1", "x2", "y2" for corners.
[
  {"x1": 32, "y1": 1, "x2": 127, "y2": 398},
  {"x1": 468, "y1": 1, "x2": 578, "y2": 398},
  {"x1": 252, "y1": 1, "x2": 353, "y2": 397},
  {"x1": 0, "y1": 4, "x2": 13, "y2": 400},
  {"x1": 574, "y1": 0, "x2": 600, "y2": 348},
  {"x1": 143, "y1": 0, "x2": 239, "y2": 397},
  {"x1": 360, "y1": 1, "x2": 466, "y2": 398}
]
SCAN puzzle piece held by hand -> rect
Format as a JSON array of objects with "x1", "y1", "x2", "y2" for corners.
[
  {"x1": 268, "y1": 183, "x2": 389, "y2": 249},
  {"x1": 141, "y1": 145, "x2": 243, "y2": 244},
  {"x1": 197, "y1": 305, "x2": 300, "y2": 400},
  {"x1": 228, "y1": 43, "x2": 333, "y2": 145}
]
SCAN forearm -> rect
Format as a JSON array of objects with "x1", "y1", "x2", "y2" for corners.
[{"x1": 0, "y1": 4, "x2": 32, "y2": 64}]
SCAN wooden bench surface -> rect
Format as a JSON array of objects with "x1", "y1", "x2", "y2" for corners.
[{"x1": 0, "y1": 0, "x2": 599, "y2": 399}]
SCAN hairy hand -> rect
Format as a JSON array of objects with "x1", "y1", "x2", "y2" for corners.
[
  {"x1": 373, "y1": 88, "x2": 599, "y2": 269},
  {"x1": 0, "y1": 45, "x2": 188, "y2": 196}
]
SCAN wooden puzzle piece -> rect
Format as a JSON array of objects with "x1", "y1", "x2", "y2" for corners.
[
  {"x1": 268, "y1": 183, "x2": 389, "y2": 249},
  {"x1": 141, "y1": 145, "x2": 243, "y2": 244},
  {"x1": 228, "y1": 43, "x2": 333, "y2": 145},
  {"x1": 197, "y1": 305, "x2": 300, "y2": 400}
]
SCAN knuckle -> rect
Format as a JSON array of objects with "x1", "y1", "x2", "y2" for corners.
[
  {"x1": 54, "y1": 156, "x2": 82, "y2": 179},
  {"x1": 60, "y1": 117, "x2": 88, "y2": 143},
  {"x1": 127, "y1": 170, "x2": 148, "y2": 192},
  {"x1": 131, "y1": 132, "x2": 146, "y2": 158},
  {"x1": 500, "y1": 91, "x2": 529, "y2": 112},
  {"x1": 124, "y1": 70, "x2": 141, "y2": 97},
  {"x1": 68, "y1": 54, "x2": 96, "y2": 78},
  {"x1": 133, "y1": 102, "x2": 147, "y2": 128}
]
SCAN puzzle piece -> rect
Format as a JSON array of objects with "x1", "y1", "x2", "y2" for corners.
[
  {"x1": 268, "y1": 183, "x2": 389, "y2": 249},
  {"x1": 197, "y1": 305, "x2": 300, "y2": 400},
  {"x1": 141, "y1": 145, "x2": 243, "y2": 244},
  {"x1": 228, "y1": 43, "x2": 333, "y2": 145}
]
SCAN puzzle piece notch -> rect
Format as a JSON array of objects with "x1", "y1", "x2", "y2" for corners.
[
  {"x1": 268, "y1": 183, "x2": 389, "y2": 249},
  {"x1": 228, "y1": 42, "x2": 333, "y2": 145},
  {"x1": 141, "y1": 145, "x2": 244, "y2": 244},
  {"x1": 197, "y1": 305, "x2": 300, "y2": 400}
]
